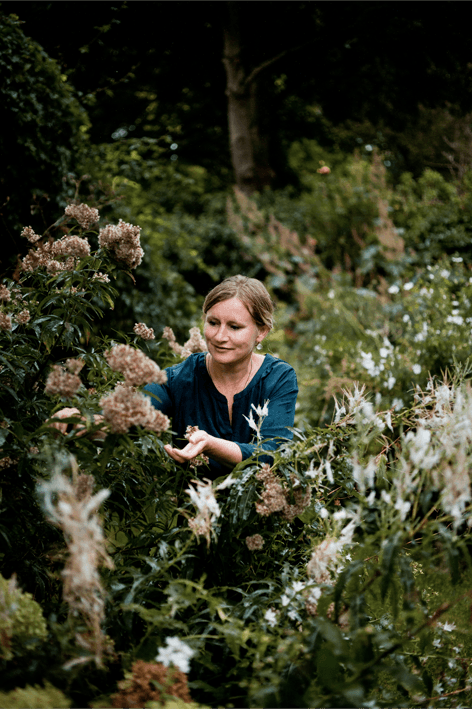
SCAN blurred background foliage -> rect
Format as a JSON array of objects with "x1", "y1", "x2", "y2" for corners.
[{"x1": 1, "y1": 0, "x2": 472, "y2": 409}]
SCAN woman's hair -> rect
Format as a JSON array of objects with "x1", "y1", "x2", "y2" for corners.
[{"x1": 202, "y1": 275, "x2": 275, "y2": 332}]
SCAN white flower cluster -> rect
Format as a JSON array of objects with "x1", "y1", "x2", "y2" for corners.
[{"x1": 155, "y1": 636, "x2": 195, "y2": 674}]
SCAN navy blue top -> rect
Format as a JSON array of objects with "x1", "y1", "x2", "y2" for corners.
[{"x1": 143, "y1": 352, "x2": 298, "y2": 477}]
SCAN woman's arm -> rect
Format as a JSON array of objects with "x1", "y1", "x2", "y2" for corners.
[{"x1": 164, "y1": 430, "x2": 242, "y2": 468}]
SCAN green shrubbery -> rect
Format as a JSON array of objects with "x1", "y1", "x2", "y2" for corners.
[{"x1": 1, "y1": 187, "x2": 472, "y2": 707}]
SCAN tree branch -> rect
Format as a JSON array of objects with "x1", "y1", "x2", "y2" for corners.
[{"x1": 243, "y1": 39, "x2": 316, "y2": 90}]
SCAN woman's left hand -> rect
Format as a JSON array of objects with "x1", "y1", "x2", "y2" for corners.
[{"x1": 164, "y1": 429, "x2": 211, "y2": 464}]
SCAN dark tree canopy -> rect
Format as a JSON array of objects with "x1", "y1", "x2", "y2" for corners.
[
  {"x1": 0, "y1": 12, "x2": 88, "y2": 272},
  {"x1": 2, "y1": 1, "x2": 472, "y2": 217}
]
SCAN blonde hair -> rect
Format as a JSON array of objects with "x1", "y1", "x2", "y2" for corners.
[{"x1": 202, "y1": 275, "x2": 275, "y2": 332}]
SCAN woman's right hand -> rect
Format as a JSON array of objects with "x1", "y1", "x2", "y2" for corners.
[{"x1": 47, "y1": 407, "x2": 106, "y2": 440}]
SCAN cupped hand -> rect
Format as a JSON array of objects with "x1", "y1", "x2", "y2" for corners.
[{"x1": 164, "y1": 429, "x2": 210, "y2": 463}]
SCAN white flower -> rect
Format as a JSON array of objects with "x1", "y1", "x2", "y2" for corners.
[
  {"x1": 328, "y1": 289, "x2": 335, "y2": 299},
  {"x1": 334, "y1": 399, "x2": 346, "y2": 423},
  {"x1": 264, "y1": 608, "x2": 277, "y2": 627},
  {"x1": 244, "y1": 409, "x2": 257, "y2": 432},
  {"x1": 288, "y1": 609, "x2": 298, "y2": 620},
  {"x1": 394, "y1": 498, "x2": 411, "y2": 521},
  {"x1": 186, "y1": 481, "x2": 220, "y2": 517},
  {"x1": 292, "y1": 581, "x2": 306, "y2": 593},
  {"x1": 155, "y1": 636, "x2": 195, "y2": 674},
  {"x1": 325, "y1": 459, "x2": 334, "y2": 484},
  {"x1": 403, "y1": 314, "x2": 410, "y2": 322},
  {"x1": 392, "y1": 398, "x2": 404, "y2": 411},
  {"x1": 333, "y1": 509, "x2": 347, "y2": 521},
  {"x1": 306, "y1": 586, "x2": 322, "y2": 604},
  {"x1": 351, "y1": 456, "x2": 376, "y2": 493},
  {"x1": 412, "y1": 364, "x2": 422, "y2": 375},
  {"x1": 447, "y1": 315, "x2": 464, "y2": 326},
  {"x1": 215, "y1": 474, "x2": 237, "y2": 490},
  {"x1": 404, "y1": 282, "x2": 414, "y2": 290},
  {"x1": 440, "y1": 270, "x2": 450, "y2": 279},
  {"x1": 281, "y1": 593, "x2": 291, "y2": 607},
  {"x1": 385, "y1": 410, "x2": 393, "y2": 432},
  {"x1": 388, "y1": 284, "x2": 400, "y2": 294},
  {"x1": 319, "y1": 507, "x2": 329, "y2": 519},
  {"x1": 438, "y1": 620, "x2": 456, "y2": 632},
  {"x1": 381, "y1": 490, "x2": 392, "y2": 504}
]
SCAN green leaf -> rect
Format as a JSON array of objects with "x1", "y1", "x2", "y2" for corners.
[{"x1": 380, "y1": 531, "x2": 402, "y2": 600}]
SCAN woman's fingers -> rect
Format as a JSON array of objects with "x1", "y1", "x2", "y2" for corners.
[
  {"x1": 47, "y1": 407, "x2": 81, "y2": 435},
  {"x1": 164, "y1": 440, "x2": 207, "y2": 462}
]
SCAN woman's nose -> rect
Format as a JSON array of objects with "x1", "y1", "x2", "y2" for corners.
[{"x1": 215, "y1": 326, "x2": 229, "y2": 340}]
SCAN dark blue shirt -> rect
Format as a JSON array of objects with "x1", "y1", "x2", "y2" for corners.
[{"x1": 144, "y1": 352, "x2": 298, "y2": 477}]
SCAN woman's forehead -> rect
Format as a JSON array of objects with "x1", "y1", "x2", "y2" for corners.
[{"x1": 206, "y1": 297, "x2": 252, "y2": 321}]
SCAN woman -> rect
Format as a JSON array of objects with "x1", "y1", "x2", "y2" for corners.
[{"x1": 144, "y1": 275, "x2": 298, "y2": 477}]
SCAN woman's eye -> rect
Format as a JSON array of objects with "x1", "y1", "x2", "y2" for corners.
[{"x1": 208, "y1": 321, "x2": 239, "y2": 330}]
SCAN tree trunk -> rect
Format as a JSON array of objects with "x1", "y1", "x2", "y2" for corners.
[{"x1": 222, "y1": 2, "x2": 275, "y2": 194}]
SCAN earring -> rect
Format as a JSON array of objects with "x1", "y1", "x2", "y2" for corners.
[{"x1": 256, "y1": 342, "x2": 262, "y2": 350}]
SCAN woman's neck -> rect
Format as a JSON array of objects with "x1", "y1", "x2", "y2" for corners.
[{"x1": 207, "y1": 352, "x2": 254, "y2": 388}]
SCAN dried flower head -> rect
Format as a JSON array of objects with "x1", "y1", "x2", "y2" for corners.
[
  {"x1": 255, "y1": 464, "x2": 311, "y2": 521},
  {"x1": 0, "y1": 456, "x2": 19, "y2": 470},
  {"x1": 65, "y1": 358, "x2": 85, "y2": 375},
  {"x1": 110, "y1": 660, "x2": 192, "y2": 708},
  {"x1": 20, "y1": 235, "x2": 87, "y2": 274},
  {"x1": 184, "y1": 425, "x2": 210, "y2": 469},
  {"x1": 246, "y1": 533, "x2": 265, "y2": 550},
  {"x1": 105, "y1": 344, "x2": 166, "y2": 387},
  {"x1": 92, "y1": 272, "x2": 110, "y2": 283},
  {"x1": 100, "y1": 384, "x2": 170, "y2": 435},
  {"x1": 98, "y1": 219, "x2": 144, "y2": 269},
  {"x1": 255, "y1": 466, "x2": 286, "y2": 516},
  {"x1": 162, "y1": 326, "x2": 207, "y2": 358},
  {"x1": 52, "y1": 235, "x2": 91, "y2": 260},
  {"x1": 20, "y1": 226, "x2": 41, "y2": 243},
  {"x1": 65, "y1": 203, "x2": 100, "y2": 230},
  {"x1": 0, "y1": 285, "x2": 11, "y2": 302},
  {"x1": 0, "y1": 313, "x2": 12, "y2": 331},
  {"x1": 45, "y1": 364, "x2": 82, "y2": 399},
  {"x1": 37, "y1": 466, "x2": 114, "y2": 667},
  {"x1": 15, "y1": 309, "x2": 30, "y2": 325},
  {"x1": 133, "y1": 322, "x2": 155, "y2": 340}
]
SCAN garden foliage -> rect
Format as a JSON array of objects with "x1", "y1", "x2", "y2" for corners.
[
  {"x1": 1, "y1": 189, "x2": 472, "y2": 708},
  {"x1": 0, "y1": 14, "x2": 89, "y2": 260}
]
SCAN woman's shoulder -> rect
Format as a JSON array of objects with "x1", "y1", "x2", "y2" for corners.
[
  {"x1": 164, "y1": 351, "x2": 205, "y2": 382},
  {"x1": 259, "y1": 354, "x2": 298, "y2": 388},
  {"x1": 263, "y1": 353, "x2": 296, "y2": 374}
]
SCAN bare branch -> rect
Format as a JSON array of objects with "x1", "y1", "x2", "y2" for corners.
[{"x1": 244, "y1": 40, "x2": 315, "y2": 89}]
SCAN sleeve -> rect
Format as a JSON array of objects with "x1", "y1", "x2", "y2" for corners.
[
  {"x1": 143, "y1": 376, "x2": 173, "y2": 415},
  {"x1": 236, "y1": 366, "x2": 298, "y2": 465}
]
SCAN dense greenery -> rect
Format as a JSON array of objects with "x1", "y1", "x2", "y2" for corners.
[
  {"x1": 1, "y1": 191, "x2": 472, "y2": 707},
  {"x1": 0, "y1": 13, "x2": 89, "y2": 266},
  {"x1": 2, "y1": 4, "x2": 472, "y2": 707}
]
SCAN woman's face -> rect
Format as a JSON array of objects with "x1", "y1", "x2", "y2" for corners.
[{"x1": 204, "y1": 297, "x2": 266, "y2": 365}]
